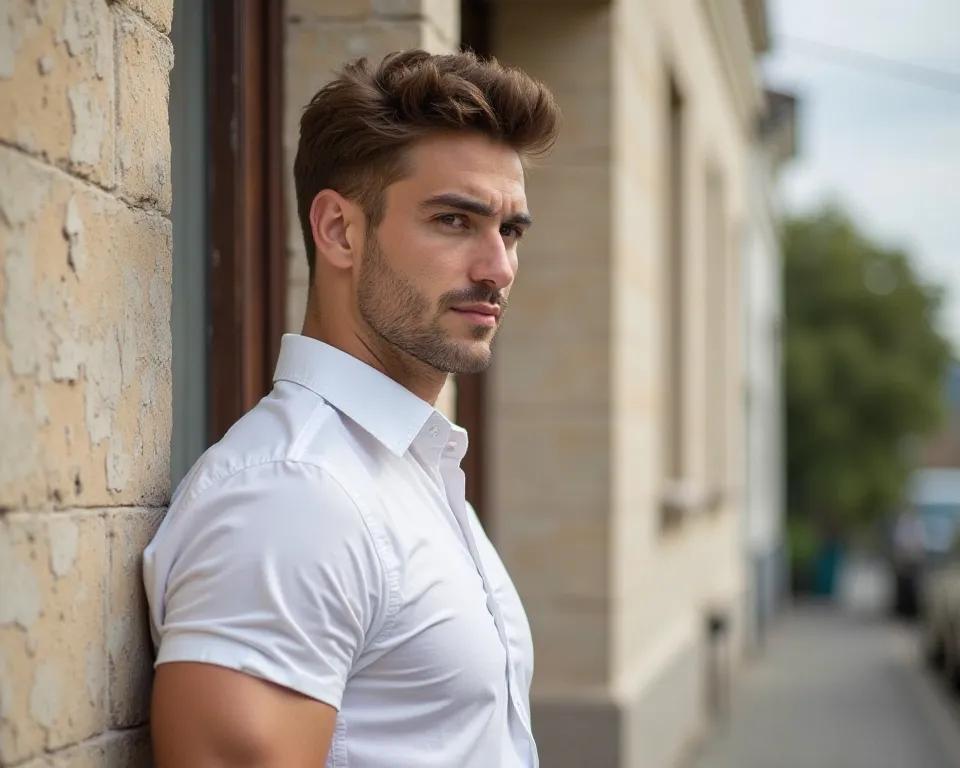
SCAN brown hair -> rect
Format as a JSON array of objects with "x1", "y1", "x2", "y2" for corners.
[{"x1": 293, "y1": 49, "x2": 562, "y2": 277}]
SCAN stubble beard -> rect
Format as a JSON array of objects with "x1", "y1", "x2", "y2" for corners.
[{"x1": 357, "y1": 235, "x2": 505, "y2": 375}]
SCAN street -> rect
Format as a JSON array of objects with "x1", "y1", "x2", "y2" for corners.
[{"x1": 687, "y1": 604, "x2": 960, "y2": 768}]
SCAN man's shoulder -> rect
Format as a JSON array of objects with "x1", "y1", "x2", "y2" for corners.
[
  {"x1": 180, "y1": 383, "x2": 372, "y2": 507},
  {"x1": 150, "y1": 388, "x2": 387, "y2": 567}
]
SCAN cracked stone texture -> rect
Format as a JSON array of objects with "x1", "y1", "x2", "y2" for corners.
[{"x1": 0, "y1": 147, "x2": 172, "y2": 511}]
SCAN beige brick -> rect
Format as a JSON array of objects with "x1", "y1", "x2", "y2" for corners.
[
  {"x1": 421, "y1": 0, "x2": 459, "y2": 48},
  {"x1": 107, "y1": 508, "x2": 165, "y2": 729},
  {"x1": 500, "y1": 505, "x2": 610, "y2": 603},
  {"x1": 522, "y1": 164, "x2": 612, "y2": 268},
  {"x1": 285, "y1": 20, "x2": 437, "y2": 135},
  {"x1": 549, "y1": 88, "x2": 610, "y2": 166},
  {"x1": 116, "y1": 0, "x2": 174, "y2": 34},
  {"x1": 527, "y1": 598, "x2": 610, "y2": 690},
  {"x1": 495, "y1": 2, "x2": 612, "y2": 92},
  {"x1": 0, "y1": 148, "x2": 172, "y2": 510},
  {"x1": 0, "y1": 0, "x2": 115, "y2": 187},
  {"x1": 288, "y1": 0, "x2": 374, "y2": 21},
  {"x1": 490, "y1": 412, "x2": 610, "y2": 510},
  {"x1": 502, "y1": 262, "x2": 611, "y2": 342},
  {"x1": 418, "y1": 17, "x2": 455, "y2": 54},
  {"x1": 494, "y1": 332, "x2": 610, "y2": 411},
  {"x1": 18, "y1": 727, "x2": 152, "y2": 768},
  {"x1": 116, "y1": 8, "x2": 174, "y2": 213},
  {"x1": 0, "y1": 511, "x2": 107, "y2": 764}
]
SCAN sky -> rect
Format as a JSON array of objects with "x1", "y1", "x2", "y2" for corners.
[{"x1": 761, "y1": 0, "x2": 960, "y2": 352}]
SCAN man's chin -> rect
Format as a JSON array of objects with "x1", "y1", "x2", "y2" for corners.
[{"x1": 435, "y1": 339, "x2": 492, "y2": 375}]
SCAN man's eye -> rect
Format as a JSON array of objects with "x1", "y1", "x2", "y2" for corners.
[
  {"x1": 438, "y1": 214, "x2": 469, "y2": 229},
  {"x1": 500, "y1": 224, "x2": 525, "y2": 240}
]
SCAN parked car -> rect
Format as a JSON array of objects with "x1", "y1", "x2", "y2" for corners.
[{"x1": 920, "y1": 561, "x2": 960, "y2": 684}]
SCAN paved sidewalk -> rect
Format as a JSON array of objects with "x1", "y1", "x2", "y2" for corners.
[{"x1": 688, "y1": 604, "x2": 960, "y2": 768}]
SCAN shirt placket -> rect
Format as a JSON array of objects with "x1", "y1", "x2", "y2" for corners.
[{"x1": 441, "y1": 460, "x2": 538, "y2": 766}]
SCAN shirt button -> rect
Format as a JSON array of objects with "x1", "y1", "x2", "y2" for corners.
[{"x1": 429, "y1": 426, "x2": 440, "y2": 438}]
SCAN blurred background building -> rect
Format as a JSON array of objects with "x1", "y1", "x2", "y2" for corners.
[{"x1": 1, "y1": 1, "x2": 797, "y2": 767}]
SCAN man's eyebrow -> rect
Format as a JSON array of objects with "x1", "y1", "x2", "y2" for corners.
[{"x1": 419, "y1": 193, "x2": 533, "y2": 228}]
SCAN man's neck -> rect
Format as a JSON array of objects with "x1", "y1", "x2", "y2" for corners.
[{"x1": 300, "y1": 318, "x2": 447, "y2": 407}]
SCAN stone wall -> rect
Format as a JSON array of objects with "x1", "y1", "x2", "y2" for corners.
[
  {"x1": 488, "y1": 0, "x2": 757, "y2": 764},
  {"x1": 0, "y1": 0, "x2": 174, "y2": 764}
]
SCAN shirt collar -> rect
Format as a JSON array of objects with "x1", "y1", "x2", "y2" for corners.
[{"x1": 272, "y1": 334, "x2": 466, "y2": 459}]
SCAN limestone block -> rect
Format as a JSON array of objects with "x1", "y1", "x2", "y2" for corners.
[
  {"x1": 0, "y1": 511, "x2": 107, "y2": 764},
  {"x1": 521, "y1": 164, "x2": 612, "y2": 268},
  {"x1": 491, "y1": 412, "x2": 610, "y2": 510},
  {"x1": 527, "y1": 598, "x2": 610, "y2": 690},
  {"x1": 17, "y1": 727, "x2": 152, "y2": 768},
  {"x1": 107, "y1": 508, "x2": 165, "y2": 729},
  {"x1": 287, "y1": 0, "x2": 374, "y2": 21},
  {"x1": 500, "y1": 505, "x2": 610, "y2": 603},
  {"x1": 116, "y1": 0, "x2": 174, "y2": 34},
  {"x1": 116, "y1": 7, "x2": 174, "y2": 214},
  {"x1": 0, "y1": 148, "x2": 173, "y2": 510},
  {"x1": 493, "y1": 331, "x2": 611, "y2": 411},
  {"x1": 501, "y1": 262, "x2": 611, "y2": 342},
  {"x1": 0, "y1": 0, "x2": 115, "y2": 187},
  {"x1": 285, "y1": 19, "x2": 436, "y2": 134}
]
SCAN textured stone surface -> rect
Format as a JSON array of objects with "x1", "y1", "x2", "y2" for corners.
[
  {"x1": 116, "y1": 7, "x2": 174, "y2": 213},
  {"x1": 1, "y1": 1, "x2": 171, "y2": 765},
  {"x1": 527, "y1": 598, "x2": 610, "y2": 690},
  {"x1": 0, "y1": 511, "x2": 108, "y2": 765},
  {"x1": 18, "y1": 727, "x2": 153, "y2": 768},
  {"x1": 116, "y1": 0, "x2": 175, "y2": 34},
  {"x1": 0, "y1": 148, "x2": 172, "y2": 510},
  {"x1": 0, "y1": 0, "x2": 115, "y2": 186},
  {"x1": 107, "y1": 508, "x2": 165, "y2": 729}
]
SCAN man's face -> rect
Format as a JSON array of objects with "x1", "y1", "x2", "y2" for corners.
[{"x1": 356, "y1": 133, "x2": 529, "y2": 375}]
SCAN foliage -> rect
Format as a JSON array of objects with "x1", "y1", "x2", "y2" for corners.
[{"x1": 783, "y1": 205, "x2": 954, "y2": 530}]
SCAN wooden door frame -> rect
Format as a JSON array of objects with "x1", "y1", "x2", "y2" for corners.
[{"x1": 206, "y1": 0, "x2": 286, "y2": 444}]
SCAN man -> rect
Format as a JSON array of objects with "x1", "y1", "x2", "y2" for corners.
[{"x1": 143, "y1": 50, "x2": 561, "y2": 767}]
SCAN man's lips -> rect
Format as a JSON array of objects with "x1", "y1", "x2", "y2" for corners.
[{"x1": 450, "y1": 304, "x2": 501, "y2": 327}]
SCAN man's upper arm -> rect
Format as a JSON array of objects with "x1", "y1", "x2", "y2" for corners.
[
  {"x1": 151, "y1": 662, "x2": 337, "y2": 767},
  {"x1": 148, "y1": 460, "x2": 389, "y2": 765}
]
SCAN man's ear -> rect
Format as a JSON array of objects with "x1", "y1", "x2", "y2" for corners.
[{"x1": 310, "y1": 190, "x2": 361, "y2": 270}]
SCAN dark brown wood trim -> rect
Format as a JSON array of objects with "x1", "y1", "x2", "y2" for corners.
[
  {"x1": 265, "y1": 0, "x2": 287, "y2": 377},
  {"x1": 206, "y1": 0, "x2": 286, "y2": 444},
  {"x1": 457, "y1": 371, "x2": 487, "y2": 522}
]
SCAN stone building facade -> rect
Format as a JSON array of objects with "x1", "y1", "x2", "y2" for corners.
[
  {"x1": 1, "y1": 1, "x2": 774, "y2": 766},
  {"x1": 1, "y1": 1, "x2": 174, "y2": 764}
]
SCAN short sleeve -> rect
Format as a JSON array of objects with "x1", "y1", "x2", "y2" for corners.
[{"x1": 151, "y1": 460, "x2": 389, "y2": 711}]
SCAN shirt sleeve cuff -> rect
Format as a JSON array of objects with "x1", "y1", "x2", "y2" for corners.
[{"x1": 155, "y1": 631, "x2": 344, "y2": 711}]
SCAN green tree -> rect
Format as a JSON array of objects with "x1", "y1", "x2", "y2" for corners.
[{"x1": 783, "y1": 205, "x2": 954, "y2": 532}]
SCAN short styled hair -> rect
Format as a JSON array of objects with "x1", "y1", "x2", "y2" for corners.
[{"x1": 293, "y1": 49, "x2": 562, "y2": 277}]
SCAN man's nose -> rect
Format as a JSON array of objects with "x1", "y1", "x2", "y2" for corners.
[{"x1": 470, "y1": 230, "x2": 516, "y2": 292}]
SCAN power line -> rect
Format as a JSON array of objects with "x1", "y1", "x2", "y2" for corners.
[{"x1": 775, "y1": 35, "x2": 960, "y2": 96}]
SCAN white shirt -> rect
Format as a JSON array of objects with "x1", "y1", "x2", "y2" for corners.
[{"x1": 143, "y1": 334, "x2": 538, "y2": 768}]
